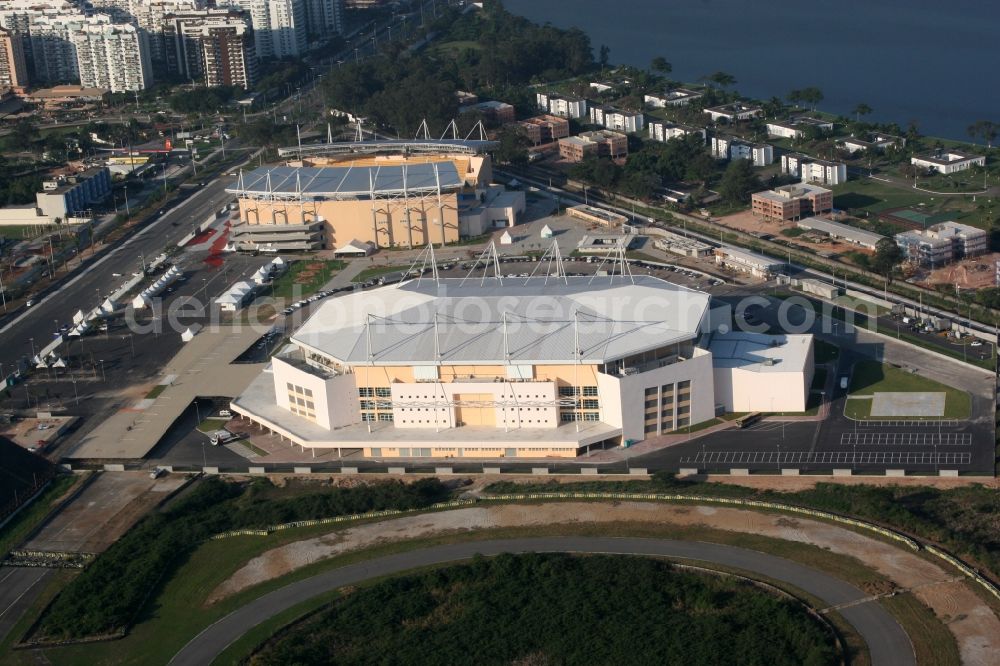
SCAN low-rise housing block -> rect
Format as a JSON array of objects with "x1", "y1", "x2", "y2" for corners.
[
  {"x1": 910, "y1": 150, "x2": 985, "y2": 174},
  {"x1": 751, "y1": 183, "x2": 833, "y2": 222}
]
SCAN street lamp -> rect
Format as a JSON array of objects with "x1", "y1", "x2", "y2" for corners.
[{"x1": 98, "y1": 359, "x2": 106, "y2": 382}]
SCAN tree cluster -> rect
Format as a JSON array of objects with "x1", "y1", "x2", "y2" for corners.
[
  {"x1": 168, "y1": 86, "x2": 240, "y2": 114},
  {"x1": 34, "y1": 477, "x2": 450, "y2": 640},
  {"x1": 254, "y1": 552, "x2": 838, "y2": 666}
]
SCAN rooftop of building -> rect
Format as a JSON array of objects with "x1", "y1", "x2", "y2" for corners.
[
  {"x1": 912, "y1": 149, "x2": 984, "y2": 165},
  {"x1": 796, "y1": 216, "x2": 884, "y2": 245},
  {"x1": 291, "y1": 275, "x2": 711, "y2": 366},
  {"x1": 716, "y1": 247, "x2": 783, "y2": 268},
  {"x1": 709, "y1": 332, "x2": 813, "y2": 374},
  {"x1": 705, "y1": 102, "x2": 762, "y2": 114},
  {"x1": 227, "y1": 162, "x2": 465, "y2": 198},
  {"x1": 754, "y1": 183, "x2": 831, "y2": 202},
  {"x1": 277, "y1": 138, "x2": 498, "y2": 158}
]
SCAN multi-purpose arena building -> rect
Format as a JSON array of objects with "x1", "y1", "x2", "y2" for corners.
[
  {"x1": 224, "y1": 139, "x2": 524, "y2": 252},
  {"x1": 231, "y1": 272, "x2": 814, "y2": 458}
]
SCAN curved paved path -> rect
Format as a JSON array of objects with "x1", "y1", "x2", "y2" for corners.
[{"x1": 170, "y1": 537, "x2": 914, "y2": 666}]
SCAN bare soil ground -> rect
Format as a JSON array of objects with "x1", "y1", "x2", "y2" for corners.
[
  {"x1": 23, "y1": 471, "x2": 186, "y2": 553},
  {"x1": 208, "y1": 501, "x2": 1000, "y2": 664},
  {"x1": 717, "y1": 210, "x2": 875, "y2": 258},
  {"x1": 918, "y1": 253, "x2": 1000, "y2": 290}
]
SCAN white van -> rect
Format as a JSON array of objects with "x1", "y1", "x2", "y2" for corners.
[{"x1": 840, "y1": 376, "x2": 849, "y2": 390}]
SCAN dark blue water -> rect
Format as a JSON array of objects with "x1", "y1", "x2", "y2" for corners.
[{"x1": 502, "y1": 0, "x2": 1000, "y2": 141}]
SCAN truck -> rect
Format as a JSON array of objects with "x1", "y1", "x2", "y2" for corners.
[{"x1": 208, "y1": 429, "x2": 238, "y2": 446}]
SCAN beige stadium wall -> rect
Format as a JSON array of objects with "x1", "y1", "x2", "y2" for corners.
[
  {"x1": 713, "y1": 368, "x2": 809, "y2": 413},
  {"x1": 239, "y1": 195, "x2": 461, "y2": 248}
]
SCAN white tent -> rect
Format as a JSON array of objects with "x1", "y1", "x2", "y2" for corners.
[
  {"x1": 72, "y1": 309, "x2": 86, "y2": 324},
  {"x1": 100, "y1": 298, "x2": 117, "y2": 314},
  {"x1": 333, "y1": 239, "x2": 376, "y2": 257},
  {"x1": 181, "y1": 323, "x2": 203, "y2": 342},
  {"x1": 499, "y1": 230, "x2": 513, "y2": 245},
  {"x1": 540, "y1": 225, "x2": 554, "y2": 239}
]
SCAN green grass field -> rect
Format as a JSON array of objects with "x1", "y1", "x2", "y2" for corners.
[
  {"x1": 844, "y1": 360, "x2": 971, "y2": 419},
  {"x1": 0, "y1": 475, "x2": 78, "y2": 558},
  {"x1": 268, "y1": 259, "x2": 344, "y2": 300},
  {"x1": 352, "y1": 264, "x2": 410, "y2": 283}
]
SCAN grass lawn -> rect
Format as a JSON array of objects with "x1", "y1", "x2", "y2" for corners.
[
  {"x1": 814, "y1": 340, "x2": 839, "y2": 364},
  {"x1": 845, "y1": 360, "x2": 971, "y2": 419},
  {"x1": 195, "y1": 418, "x2": 229, "y2": 433},
  {"x1": 268, "y1": 259, "x2": 344, "y2": 300},
  {"x1": 0, "y1": 474, "x2": 79, "y2": 558},
  {"x1": 0, "y1": 225, "x2": 48, "y2": 239},
  {"x1": 144, "y1": 384, "x2": 167, "y2": 399},
  {"x1": 352, "y1": 264, "x2": 409, "y2": 283},
  {"x1": 831, "y1": 179, "x2": 938, "y2": 215}
]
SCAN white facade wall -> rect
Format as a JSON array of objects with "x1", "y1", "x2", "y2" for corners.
[
  {"x1": 648, "y1": 121, "x2": 704, "y2": 144},
  {"x1": 910, "y1": 155, "x2": 985, "y2": 175},
  {"x1": 391, "y1": 380, "x2": 558, "y2": 429},
  {"x1": 800, "y1": 161, "x2": 847, "y2": 186},
  {"x1": 599, "y1": 348, "x2": 716, "y2": 442},
  {"x1": 272, "y1": 356, "x2": 360, "y2": 430},
  {"x1": 766, "y1": 123, "x2": 799, "y2": 139},
  {"x1": 232, "y1": 0, "x2": 305, "y2": 58},
  {"x1": 713, "y1": 357, "x2": 813, "y2": 414}
]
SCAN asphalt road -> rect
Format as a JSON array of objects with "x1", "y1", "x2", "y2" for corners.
[
  {"x1": 0, "y1": 567, "x2": 50, "y2": 645},
  {"x1": 169, "y1": 536, "x2": 914, "y2": 666}
]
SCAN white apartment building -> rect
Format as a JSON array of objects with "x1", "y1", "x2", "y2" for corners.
[
  {"x1": 164, "y1": 9, "x2": 255, "y2": 87},
  {"x1": 781, "y1": 154, "x2": 847, "y2": 186},
  {"x1": 0, "y1": 3, "x2": 87, "y2": 83},
  {"x1": 765, "y1": 117, "x2": 834, "y2": 140},
  {"x1": 303, "y1": 0, "x2": 342, "y2": 41},
  {"x1": 589, "y1": 104, "x2": 644, "y2": 133},
  {"x1": 128, "y1": 0, "x2": 204, "y2": 65},
  {"x1": 535, "y1": 91, "x2": 587, "y2": 119},
  {"x1": 232, "y1": 0, "x2": 305, "y2": 59},
  {"x1": 70, "y1": 21, "x2": 151, "y2": 91},
  {"x1": 710, "y1": 136, "x2": 773, "y2": 166},
  {"x1": 647, "y1": 120, "x2": 705, "y2": 144}
]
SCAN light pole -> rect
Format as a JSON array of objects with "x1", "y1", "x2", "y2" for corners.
[
  {"x1": 98, "y1": 359, "x2": 106, "y2": 382},
  {"x1": 72, "y1": 379, "x2": 78, "y2": 405},
  {"x1": 29, "y1": 337, "x2": 35, "y2": 360}
]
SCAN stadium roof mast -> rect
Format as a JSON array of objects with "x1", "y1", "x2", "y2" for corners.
[
  {"x1": 525, "y1": 239, "x2": 568, "y2": 286},
  {"x1": 404, "y1": 242, "x2": 441, "y2": 287},
  {"x1": 587, "y1": 236, "x2": 635, "y2": 286},
  {"x1": 460, "y1": 240, "x2": 504, "y2": 287}
]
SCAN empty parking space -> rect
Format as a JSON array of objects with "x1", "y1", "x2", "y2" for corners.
[
  {"x1": 853, "y1": 420, "x2": 960, "y2": 428},
  {"x1": 680, "y1": 450, "x2": 971, "y2": 465},
  {"x1": 840, "y1": 432, "x2": 971, "y2": 446}
]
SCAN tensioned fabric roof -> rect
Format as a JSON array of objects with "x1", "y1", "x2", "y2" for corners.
[
  {"x1": 227, "y1": 163, "x2": 464, "y2": 198},
  {"x1": 292, "y1": 276, "x2": 711, "y2": 366}
]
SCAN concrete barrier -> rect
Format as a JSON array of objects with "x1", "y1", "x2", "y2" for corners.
[
  {"x1": 103, "y1": 463, "x2": 125, "y2": 472},
  {"x1": 833, "y1": 469, "x2": 852, "y2": 477},
  {"x1": 531, "y1": 467, "x2": 549, "y2": 475},
  {"x1": 730, "y1": 468, "x2": 750, "y2": 476},
  {"x1": 387, "y1": 466, "x2": 406, "y2": 475},
  {"x1": 203, "y1": 466, "x2": 220, "y2": 475},
  {"x1": 434, "y1": 467, "x2": 453, "y2": 475},
  {"x1": 160, "y1": 465, "x2": 174, "y2": 473},
  {"x1": 340, "y1": 466, "x2": 359, "y2": 474},
  {"x1": 581, "y1": 468, "x2": 599, "y2": 475},
  {"x1": 483, "y1": 467, "x2": 501, "y2": 474},
  {"x1": 628, "y1": 467, "x2": 648, "y2": 475},
  {"x1": 60, "y1": 463, "x2": 72, "y2": 472},
  {"x1": 678, "y1": 468, "x2": 699, "y2": 476},
  {"x1": 293, "y1": 466, "x2": 312, "y2": 474},
  {"x1": 886, "y1": 469, "x2": 905, "y2": 477},
  {"x1": 939, "y1": 469, "x2": 959, "y2": 477},
  {"x1": 248, "y1": 467, "x2": 266, "y2": 475},
  {"x1": 781, "y1": 468, "x2": 800, "y2": 476}
]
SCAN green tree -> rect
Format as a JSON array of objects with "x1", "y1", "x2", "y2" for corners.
[
  {"x1": 598, "y1": 44, "x2": 611, "y2": 70},
  {"x1": 650, "y1": 57, "x2": 672, "y2": 75},
  {"x1": 493, "y1": 126, "x2": 530, "y2": 166},
  {"x1": 718, "y1": 158, "x2": 761, "y2": 204},
  {"x1": 967, "y1": 120, "x2": 998, "y2": 148},
  {"x1": 798, "y1": 86, "x2": 824, "y2": 111},
  {"x1": 786, "y1": 89, "x2": 802, "y2": 108},
  {"x1": 871, "y1": 237, "x2": 905, "y2": 282},
  {"x1": 704, "y1": 71, "x2": 736, "y2": 89},
  {"x1": 852, "y1": 102, "x2": 873, "y2": 122}
]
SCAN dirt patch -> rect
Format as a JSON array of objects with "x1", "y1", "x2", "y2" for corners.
[{"x1": 207, "y1": 502, "x2": 1000, "y2": 663}]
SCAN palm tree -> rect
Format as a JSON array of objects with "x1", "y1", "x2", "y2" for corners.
[
  {"x1": 852, "y1": 103, "x2": 873, "y2": 122},
  {"x1": 786, "y1": 89, "x2": 802, "y2": 108},
  {"x1": 650, "y1": 57, "x2": 672, "y2": 75},
  {"x1": 703, "y1": 71, "x2": 736, "y2": 89}
]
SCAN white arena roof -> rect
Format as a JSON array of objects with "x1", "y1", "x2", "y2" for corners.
[
  {"x1": 292, "y1": 276, "x2": 711, "y2": 365},
  {"x1": 227, "y1": 163, "x2": 464, "y2": 198},
  {"x1": 709, "y1": 332, "x2": 812, "y2": 373}
]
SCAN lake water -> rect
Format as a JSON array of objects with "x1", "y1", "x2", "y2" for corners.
[{"x1": 501, "y1": 0, "x2": 1000, "y2": 141}]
